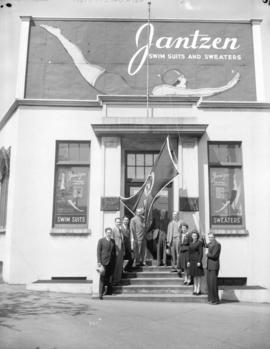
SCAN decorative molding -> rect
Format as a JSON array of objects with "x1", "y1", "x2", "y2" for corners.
[
  {"x1": 211, "y1": 229, "x2": 249, "y2": 236},
  {"x1": 18, "y1": 98, "x2": 101, "y2": 108},
  {"x1": 98, "y1": 95, "x2": 200, "y2": 106},
  {"x1": 0, "y1": 100, "x2": 18, "y2": 132},
  {"x1": 93, "y1": 121, "x2": 208, "y2": 137},
  {"x1": 50, "y1": 228, "x2": 91, "y2": 236},
  {"x1": 30, "y1": 17, "x2": 259, "y2": 24},
  {"x1": 1, "y1": 97, "x2": 270, "y2": 133},
  {"x1": 198, "y1": 101, "x2": 270, "y2": 109}
]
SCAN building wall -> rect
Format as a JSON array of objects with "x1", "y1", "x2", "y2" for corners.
[
  {"x1": 1, "y1": 103, "x2": 269, "y2": 292},
  {"x1": 4, "y1": 106, "x2": 104, "y2": 283},
  {"x1": 0, "y1": 109, "x2": 20, "y2": 281}
]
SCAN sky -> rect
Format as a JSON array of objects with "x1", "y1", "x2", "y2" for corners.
[{"x1": 0, "y1": 0, "x2": 270, "y2": 119}]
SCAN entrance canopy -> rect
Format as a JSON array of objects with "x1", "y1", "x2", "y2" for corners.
[{"x1": 92, "y1": 118, "x2": 208, "y2": 137}]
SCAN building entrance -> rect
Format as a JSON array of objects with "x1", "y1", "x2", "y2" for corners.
[{"x1": 124, "y1": 149, "x2": 174, "y2": 263}]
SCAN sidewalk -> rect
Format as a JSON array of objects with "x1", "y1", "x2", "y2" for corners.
[{"x1": 0, "y1": 284, "x2": 270, "y2": 349}]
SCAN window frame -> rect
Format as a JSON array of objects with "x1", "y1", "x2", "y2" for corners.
[
  {"x1": 208, "y1": 141, "x2": 246, "y2": 230},
  {"x1": 52, "y1": 141, "x2": 90, "y2": 229}
]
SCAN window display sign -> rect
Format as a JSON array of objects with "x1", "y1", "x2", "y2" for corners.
[
  {"x1": 54, "y1": 167, "x2": 89, "y2": 225},
  {"x1": 210, "y1": 168, "x2": 244, "y2": 226},
  {"x1": 25, "y1": 19, "x2": 256, "y2": 101}
]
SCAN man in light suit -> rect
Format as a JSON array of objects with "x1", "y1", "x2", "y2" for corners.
[
  {"x1": 97, "y1": 227, "x2": 116, "y2": 300},
  {"x1": 130, "y1": 208, "x2": 146, "y2": 266},
  {"x1": 206, "y1": 232, "x2": 221, "y2": 304},
  {"x1": 112, "y1": 217, "x2": 125, "y2": 285},
  {"x1": 167, "y1": 211, "x2": 182, "y2": 271}
]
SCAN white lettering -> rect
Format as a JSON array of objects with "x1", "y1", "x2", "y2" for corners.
[
  {"x1": 128, "y1": 23, "x2": 241, "y2": 75},
  {"x1": 128, "y1": 23, "x2": 153, "y2": 76}
]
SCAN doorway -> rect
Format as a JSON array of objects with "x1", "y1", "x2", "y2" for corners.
[{"x1": 124, "y1": 150, "x2": 174, "y2": 263}]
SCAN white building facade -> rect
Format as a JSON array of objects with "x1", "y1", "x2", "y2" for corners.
[{"x1": 0, "y1": 16, "x2": 270, "y2": 301}]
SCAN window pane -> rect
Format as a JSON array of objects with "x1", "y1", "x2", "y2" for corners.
[
  {"x1": 58, "y1": 143, "x2": 69, "y2": 161},
  {"x1": 209, "y1": 167, "x2": 244, "y2": 226},
  {"x1": 136, "y1": 166, "x2": 144, "y2": 179},
  {"x1": 54, "y1": 166, "x2": 89, "y2": 225},
  {"x1": 69, "y1": 143, "x2": 80, "y2": 161},
  {"x1": 127, "y1": 154, "x2": 135, "y2": 166},
  {"x1": 145, "y1": 154, "x2": 153, "y2": 166},
  {"x1": 136, "y1": 154, "x2": 144, "y2": 166},
  {"x1": 79, "y1": 143, "x2": 90, "y2": 162},
  {"x1": 209, "y1": 144, "x2": 241, "y2": 164},
  {"x1": 127, "y1": 166, "x2": 135, "y2": 179}
]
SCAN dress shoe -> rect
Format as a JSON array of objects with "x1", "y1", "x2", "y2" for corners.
[
  {"x1": 183, "y1": 281, "x2": 187, "y2": 285},
  {"x1": 196, "y1": 291, "x2": 201, "y2": 296},
  {"x1": 99, "y1": 295, "x2": 103, "y2": 300},
  {"x1": 192, "y1": 292, "x2": 196, "y2": 295},
  {"x1": 211, "y1": 301, "x2": 220, "y2": 305}
]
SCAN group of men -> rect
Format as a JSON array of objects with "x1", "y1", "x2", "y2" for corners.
[{"x1": 97, "y1": 209, "x2": 221, "y2": 305}]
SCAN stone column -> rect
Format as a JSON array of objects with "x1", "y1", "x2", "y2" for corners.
[
  {"x1": 92, "y1": 136, "x2": 121, "y2": 295},
  {"x1": 179, "y1": 137, "x2": 200, "y2": 231}
]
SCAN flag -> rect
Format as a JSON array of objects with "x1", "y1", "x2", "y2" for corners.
[{"x1": 120, "y1": 136, "x2": 178, "y2": 226}]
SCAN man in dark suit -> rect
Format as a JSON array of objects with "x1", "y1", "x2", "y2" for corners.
[
  {"x1": 97, "y1": 227, "x2": 116, "y2": 300},
  {"x1": 206, "y1": 232, "x2": 221, "y2": 304}
]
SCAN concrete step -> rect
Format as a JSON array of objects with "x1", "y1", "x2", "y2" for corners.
[
  {"x1": 27, "y1": 280, "x2": 93, "y2": 294},
  {"x1": 93, "y1": 294, "x2": 208, "y2": 303},
  {"x1": 114, "y1": 285, "x2": 194, "y2": 294},
  {"x1": 124, "y1": 271, "x2": 180, "y2": 279},
  {"x1": 121, "y1": 278, "x2": 185, "y2": 285},
  {"x1": 133, "y1": 266, "x2": 176, "y2": 272}
]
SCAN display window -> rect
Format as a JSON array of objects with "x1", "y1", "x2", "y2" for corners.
[
  {"x1": 53, "y1": 142, "x2": 90, "y2": 227},
  {"x1": 208, "y1": 142, "x2": 245, "y2": 229}
]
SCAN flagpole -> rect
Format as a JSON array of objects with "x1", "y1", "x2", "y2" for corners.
[{"x1": 146, "y1": 1, "x2": 151, "y2": 118}]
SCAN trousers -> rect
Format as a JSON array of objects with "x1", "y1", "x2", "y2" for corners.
[
  {"x1": 134, "y1": 239, "x2": 146, "y2": 264},
  {"x1": 207, "y1": 269, "x2": 220, "y2": 302},
  {"x1": 157, "y1": 230, "x2": 166, "y2": 265},
  {"x1": 171, "y1": 237, "x2": 180, "y2": 267}
]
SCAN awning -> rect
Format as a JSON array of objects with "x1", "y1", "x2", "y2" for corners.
[{"x1": 92, "y1": 118, "x2": 208, "y2": 137}]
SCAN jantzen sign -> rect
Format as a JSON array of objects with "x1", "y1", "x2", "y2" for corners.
[
  {"x1": 25, "y1": 19, "x2": 256, "y2": 101},
  {"x1": 128, "y1": 23, "x2": 240, "y2": 75}
]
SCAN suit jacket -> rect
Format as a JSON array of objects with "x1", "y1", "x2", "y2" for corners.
[
  {"x1": 130, "y1": 215, "x2": 145, "y2": 241},
  {"x1": 167, "y1": 220, "x2": 180, "y2": 245},
  {"x1": 97, "y1": 237, "x2": 116, "y2": 266},
  {"x1": 112, "y1": 226, "x2": 125, "y2": 256},
  {"x1": 207, "y1": 240, "x2": 221, "y2": 271}
]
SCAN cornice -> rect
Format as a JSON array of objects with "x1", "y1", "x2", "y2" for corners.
[
  {"x1": 98, "y1": 95, "x2": 199, "y2": 105},
  {"x1": 92, "y1": 120, "x2": 208, "y2": 137},
  {"x1": 25, "y1": 17, "x2": 260, "y2": 24},
  {"x1": 197, "y1": 101, "x2": 270, "y2": 109},
  {"x1": 1, "y1": 98, "x2": 270, "y2": 132}
]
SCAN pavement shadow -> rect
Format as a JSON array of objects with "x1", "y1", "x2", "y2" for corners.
[{"x1": 0, "y1": 286, "x2": 97, "y2": 330}]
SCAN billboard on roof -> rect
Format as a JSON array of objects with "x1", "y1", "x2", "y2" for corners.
[{"x1": 25, "y1": 19, "x2": 256, "y2": 101}]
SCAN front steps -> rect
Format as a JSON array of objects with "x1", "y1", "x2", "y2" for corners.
[{"x1": 100, "y1": 266, "x2": 208, "y2": 303}]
